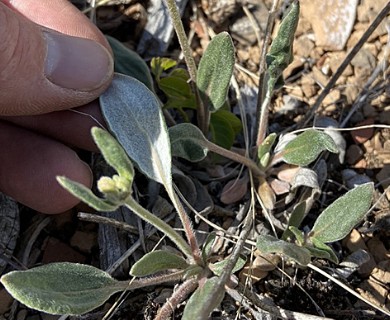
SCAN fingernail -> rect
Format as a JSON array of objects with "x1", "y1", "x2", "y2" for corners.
[{"x1": 43, "y1": 31, "x2": 113, "y2": 91}]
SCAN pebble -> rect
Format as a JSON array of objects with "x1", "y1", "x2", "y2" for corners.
[
  {"x1": 346, "y1": 144, "x2": 363, "y2": 164},
  {"x1": 323, "y1": 89, "x2": 341, "y2": 106},
  {"x1": 294, "y1": 36, "x2": 315, "y2": 57},
  {"x1": 300, "y1": 0, "x2": 358, "y2": 50},
  {"x1": 367, "y1": 237, "x2": 389, "y2": 263},
  {"x1": 0, "y1": 289, "x2": 13, "y2": 315},
  {"x1": 344, "y1": 83, "x2": 360, "y2": 104},
  {"x1": 350, "y1": 118, "x2": 375, "y2": 144}
]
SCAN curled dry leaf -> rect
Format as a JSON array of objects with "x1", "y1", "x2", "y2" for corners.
[
  {"x1": 220, "y1": 175, "x2": 249, "y2": 204},
  {"x1": 257, "y1": 176, "x2": 276, "y2": 210}
]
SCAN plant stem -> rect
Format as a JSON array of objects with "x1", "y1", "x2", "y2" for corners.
[
  {"x1": 163, "y1": 0, "x2": 209, "y2": 134},
  {"x1": 204, "y1": 140, "x2": 265, "y2": 177},
  {"x1": 168, "y1": 190, "x2": 203, "y2": 266},
  {"x1": 254, "y1": 0, "x2": 281, "y2": 148},
  {"x1": 125, "y1": 197, "x2": 193, "y2": 261},
  {"x1": 155, "y1": 277, "x2": 199, "y2": 320},
  {"x1": 256, "y1": 77, "x2": 275, "y2": 147}
]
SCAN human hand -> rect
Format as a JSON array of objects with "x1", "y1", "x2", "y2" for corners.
[{"x1": 0, "y1": 0, "x2": 114, "y2": 214}]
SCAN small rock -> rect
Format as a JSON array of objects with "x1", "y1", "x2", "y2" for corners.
[
  {"x1": 367, "y1": 237, "x2": 389, "y2": 263},
  {"x1": 283, "y1": 56, "x2": 304, "y2": 79},
  {"x1": 0, "y1": 289, "x2": 13, "y2": 314},
  {"x1": 346, "y1": 144, "x2": 363, "y2": 164},
  {"x1": 376, "y1": 166, "x2": 390, "y2": 188},
  {"x1": 70, "y1": 231, "x2": 97, "y2": 254},
  {"x1": 357, "y1": 278, "x2": 388, "y2": 307},
  {"x1": 379, "y1": 109, "x2": 390, "y2": 125},
  {"x1": 253, "y1": 253, "x2": 281, "y2": 271},
  {"x1": 373, "y1": 260, "x2": 390, "y2": 283},
  {"x1": 343, "y1": 229, "x2": 368, "y2": 252},
  {"x1": 312, "y1": 66, "x2": 329, "y2": 87},
  {"x1": 286, "y1": 85, "x2": 304, "y2": 99},
  {"x1": 42, "y1": 237, "x2": 86, "y2": 264},
  {"x1": 351, "y1": 48, "x2": 376, "y2": 69},
  {"x1": 344, "y1": 84, "x2": 360, "y2": 104},
  {"x1": 328, "y1": 52, "x2": 354, "y2": 76},
  {"x1": 351, "y1": 118, "x2": 375, "y2": 144},
  {"x1": 239, "y1": 265, "x2": 269, "y2": 284},
  {"x1": 294, "y1": 36, "x2": 315, "y2": 57},
  {"x1": 323, "y1": 89, "x2": 341, "y2": 106},
  {"x1": 301, "y1": 76, "x2": 318, "y2": 98},
  {"x1": 16, "y1": 309, "x2": 28, "y2": 320},
  {"x1": 300, "y1": 0, "x2": 358, "y2": 50}
]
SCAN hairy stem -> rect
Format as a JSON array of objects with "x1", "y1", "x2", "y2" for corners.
[
  {"x1": 204, "y1": 140, "x2": 265, "y2": 177},
  {"x1": 168, "y1": 190, "x2": 203, "y2": 266},
  {"x1": 256, "y1": 77, "x2": 275, "y2": 147},
  {"x1": 125, "y1": 197, "x2": 193, "y2": 261},
  {"x1": 163, "y1": 0, "x2": 209, "y2": 134},
  {"x1": 254, "y1": 0, "x2": 281, "y2": 148},
  {"x1": 155, "y1": 278, "x2": 199, "y2": 320}
]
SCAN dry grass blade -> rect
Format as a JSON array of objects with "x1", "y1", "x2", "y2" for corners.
[{"x1": 308, "y1": 263, "x2": 390, "y2": 317}]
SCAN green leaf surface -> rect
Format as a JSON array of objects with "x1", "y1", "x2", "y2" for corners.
[
  {"x1": 159, "y1": 74, "x2": 192, "y2": 100},
  {"x1": 209, "y1": 255, "x2": 246, "y2": 277},
  {"x1": 288, "y1": 226, "x2": 304, "y2": 246},
  {"x1": 159, "y1": 73, "x2": 197, "y2": 110},
  {"x1": 282, "y1": 129, "x2": 339, "y2": 166},
  {"x1": 151, "y1": 57, "x2": 177, "y2": 80},
  {"x1": 91, "y1": 127, "x2": 134, "y2": 182},
  {"x1": 130, "y1": 250, "x2": 189, "y2": 277},
  {"x1": 106, "y1": 35, "x2": 154, "y2": 91},
  {"x1": 202, "y1": 232, "x2": 217, "y2": 262},
  {"x1": 197, "y1": 32, "x2": 235, "y2": 112},
  {"x1": 100, "y1": 73, "x2": 173, "y2": 192},
  {"x1": 169, "y1": 123, "x2": 209, "y2": 162},
  {"x1": 309, "y1": 238, "x2": 339, "y2": 264},
  {"x1": 310, "y1": 183, "x2": 374, "y2": 243},
  {"x1": 210, "y1": 110, "x2": 242, "y2": 150},
  {"x1": 282, "y1": 201, "x2": 306, "y2": 240},
  {"x1": 57, "y1": 176, "x2": 118, "y2": 211},
  {"x1": 182, "y1": 277, "x2": 225, "y2": 320},
  {"x1": 266, "y1": 1, "x2": 300, "y2": 85},
  {"x1": 258, "y1": 133, "x2": 277, "y2": 168},
  {"x1": 256, "y1": 235, "x2": 311, "y2": 265},
  {"x1": 0, "y1": 263, "x2": 121, "y2": 315}
]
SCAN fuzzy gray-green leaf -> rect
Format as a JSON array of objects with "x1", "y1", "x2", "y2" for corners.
[
  {"x1": 182, "y1": 277, "x2": 225, "y2": 320},
  {"x1": 310, "y1": 238, "x2": 339, "y2": 264},
  {"x1": 106, "y1": 35, "x2": 154, "y2": 91},
  {"x1": 282, "y1": 129, "x2": 339, "y2": 166},
  {"x1": 266, "y1": 1, "x2": 300, "y2": 84},
  {"x1": 256, "y1": 235, "x2": 311, "y2": 265},
  {"x1": 197, "y1": 32, "x2": 235, "y2": 112},
  {"x1": 57, "y1": 176, "x2": 118, "y2": 211},
  {"x1": 310, "y1": 183, "x2": 374, "y2": 243},
  {"x1": 91, "y1": 127, "x2": 134, "y2": 182},
  {"x1": 130, "y1": 250, "x2": 189, "y2": 277},
  {"x1": 0, "y1": 263, "x2": 121, "y2": 315},
  {"x1": 169, "y1": 123, "x2": 209, "y2": 162},
  {"x1": 209, "y1": 255, "x2": 246, "y2": 277},
  {"x1": 100, "y1": 73, "x2": 173, "y2": 192}
]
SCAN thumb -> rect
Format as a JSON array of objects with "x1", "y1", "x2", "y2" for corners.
[{"x1": 0, "y1": 3, "x2": 113, "y2": 116}]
